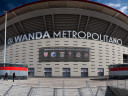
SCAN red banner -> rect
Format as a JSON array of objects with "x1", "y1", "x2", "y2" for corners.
[
  {"x1": 109, "y1": 68, "x2": 128, "y2": 71},
  {"x1": 0, "y1": 67, "x2": 27, "y2": 71}
]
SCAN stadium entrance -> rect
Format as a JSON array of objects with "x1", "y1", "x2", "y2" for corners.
[
  {"x1": 63, "y1": 68, "x2": 70, "y2": 77},
  {"x1": 98, "y1": 68, "x2": 104, "y2": 76},
  {"x1": 44, "y1": 68, "x2": 52, "y2": 77},
  {"x1": 81, "y1": 68, "x2": 88, "y2": 77},
  {"x1": 28, "y1": 68, "x2": 34, "y2": 77}
]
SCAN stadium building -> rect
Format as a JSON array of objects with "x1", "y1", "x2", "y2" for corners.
[{"x1": 0, "y1": 0, "x2": 128, "y2": 77}]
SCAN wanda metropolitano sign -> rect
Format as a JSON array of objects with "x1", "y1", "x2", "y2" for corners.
[{"x1": 7, "y1": 30, "x2": 122, "y2": 45}]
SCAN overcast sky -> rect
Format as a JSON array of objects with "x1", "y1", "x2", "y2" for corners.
[{"x1": 0, "y1": 0, "x2": 128, "y2": 15}]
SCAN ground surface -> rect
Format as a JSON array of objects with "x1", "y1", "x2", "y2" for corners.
[{"x1": 1, "y1": 77, "x2": 108, "y2": 88}]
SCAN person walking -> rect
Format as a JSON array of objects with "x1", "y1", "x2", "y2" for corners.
[
  {"x1": 13, "y1": 72, "x2": 15, "y2": 82},
  {"x1": 4, "y1": 72, "x2": 8, "y2": 81}
]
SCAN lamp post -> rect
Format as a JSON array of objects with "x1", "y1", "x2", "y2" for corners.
[{"x1": 3, "y1": 11, "x2": 7, "y2": 65}]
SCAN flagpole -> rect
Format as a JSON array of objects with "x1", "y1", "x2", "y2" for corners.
[{"x1": 4, "y1": 11, "x2": 7, "y2": 64}]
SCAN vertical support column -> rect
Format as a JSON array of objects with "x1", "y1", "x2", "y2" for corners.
[
  {"x1": 85, "y1": 16, "x2": 90, "y2": 32},
  {"x1": 77, "y1": 15, "x2": 81, "y2": 32},
  {"x1": 4, "y1": 11, "x2": 7, "y2": 64}
]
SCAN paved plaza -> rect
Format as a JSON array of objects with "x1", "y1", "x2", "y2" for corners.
[
  {"x1": 1, "y1": 77, "x2": 107, "y2": 87},
  {"x1": 0, "y1": 77, "x2": 118, "y2": 96}
]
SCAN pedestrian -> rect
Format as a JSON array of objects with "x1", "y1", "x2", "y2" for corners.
[
  {"x1": 4, "y1": 72, "x2": 8, "y2": 81},
  {"x1": 13, "y1": 72, "x2": 15, "y2": 82}
]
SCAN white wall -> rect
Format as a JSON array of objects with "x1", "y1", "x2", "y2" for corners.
[{"x1": 0, "y1": 38, "x2": 127, "y2": 77}]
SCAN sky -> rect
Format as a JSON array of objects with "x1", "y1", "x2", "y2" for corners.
[
  {"x1": 89, "y1": 0, "x2": 128, "y2": 15},
  {"x1": 0, "y1": 0, "x2": 128, "y2": 15}
]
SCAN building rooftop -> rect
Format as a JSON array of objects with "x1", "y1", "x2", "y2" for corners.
[{"x1": 0, "y1": 0, "x2": 127, "y2": 25}]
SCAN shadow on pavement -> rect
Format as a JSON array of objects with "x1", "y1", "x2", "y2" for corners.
[{"x1": 90, "y1": 77, "x2": 108, "y2": 81}]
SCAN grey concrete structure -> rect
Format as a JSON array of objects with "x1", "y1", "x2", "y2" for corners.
[{"x1": 0, "y1": 0, "x2": 128, "y2": 77}]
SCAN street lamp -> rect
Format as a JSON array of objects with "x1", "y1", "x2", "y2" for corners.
[{"x1": 3, "y1": 11, "x2": 7, "y2": 66}]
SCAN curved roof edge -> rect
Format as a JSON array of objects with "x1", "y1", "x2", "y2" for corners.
[{"x1": 0, "y1": 0, "x2": 127, "y2": 18}]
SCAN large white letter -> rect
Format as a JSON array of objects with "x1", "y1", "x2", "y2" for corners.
[
  {"x1": 78, "y1": 31, "x2": 86, "y2": 39},
  {"x1": 99, "y1": 34, "x2": 103, "y2": 42},
  {"x1": 43, "y1": 31, "x2": 50, "y2": 38},
  {"x1": 117, "y1": 39, "x2": 122, "y2": 45},
  {"x1": 14, "y1": 35, "x2": 22, "y2": 43},
  {"x1": 62, "y1": 30, "x2": 67, "y2": 38},
  {"x1": 103, "y1": 35, "x2": 108, "y2": 42},
  {"x1": 113, "y1": 37, "x2": 117, "y2": 44},
  {"x1": 105, "y1": 35, "x2": 109, "y2": 42},
  {"x1": 36, "y1": 32, "x2": 42, "y2": 39},
  {"x1": 22, "y1": 34, "x2": 28, "y2": 41},
  {"x1": 108, "y1": 37, "x2": 113, "y2": 43},
  {"x1": 67, "y1": 30, "x2": 71, "y2": 38},
  {"x1": 92, "y1": 33, "x2": 99, "y2": 40},
  {"x1": 28, "y1": 33, "x2": 35, "y2": 40},
  {"x1": 53, "y1": 31, "x2": 61, "y2": 38},
  {"x1": 72, "y1": 31, "x2": 77, "y2": 38},
  {"x1": 87, "y1": 32, "x2": 91, "y2": 39}
]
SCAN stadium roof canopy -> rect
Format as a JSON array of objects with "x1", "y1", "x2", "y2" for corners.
[{"x1": 0, "y1": 0, "x2": 128, "y2": 45}]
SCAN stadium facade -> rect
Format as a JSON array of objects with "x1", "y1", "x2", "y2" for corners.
[{"x1": 0, "y1": 0, "x2": 128, "y2": 77}]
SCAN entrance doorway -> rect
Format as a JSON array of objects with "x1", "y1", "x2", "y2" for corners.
[
  {"x1": 63, "y1": 68, "x2": 70, "y2": 77},
  {"x1": 98, "y1": 68, "x2": 104, "y2": 76},
  {"x1": 44, "y1": 68, "x2": 52, "y2": 77},
  {"x1": 28, "y1": 68, "x2": 34, "y2": 77},
  {"x1": 81, "y1": 68, "x2": 88, "y2": 77}
]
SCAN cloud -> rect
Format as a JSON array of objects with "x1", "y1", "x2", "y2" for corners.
[
  {"x1": 119, "y1": 6, "x2": 128, "y2": 13},
  {"x1": 107, "y1": 3, "x2": 121, "y2": 8},
  {"x1": 106, "y1": 2, "x2": 128, "y2": 15}
]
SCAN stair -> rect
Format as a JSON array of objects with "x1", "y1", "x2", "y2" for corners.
[
  {"x1": 5, "y1": 85, "x2": 31, "y2": 96},
  {"x1": 30, "y1": 87, "x2": 54, "y2": 96},
  {"x1": 0, "y1": 83, "x2": 12, "y2": 96},
  {"x1": 56, "y1": 88, "x2": 80, "y2": 96},
  {"x1": 101, "y1": 86, "x2": 116, "y2": 96},
  {"x1": 80, "y1": 87, "x2": 92, "y2": 96},
  {"x1": 0, "y1": 83, "x2": 116, "y2": 96}
]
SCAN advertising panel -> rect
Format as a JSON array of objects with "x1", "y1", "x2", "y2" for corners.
[{"x1": 39, "y1": 47, "x2": 89, "y2": 62}]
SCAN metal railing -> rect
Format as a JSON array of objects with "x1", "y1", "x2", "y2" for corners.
[
  {"x1": 32, "y1": 81, "x2": 40, "y2": 96},
  {"x1": 86, "y1": 80, "x2": 95, "y2": 96},
  {"x1": 62, "y1": 81, "x2": 65, "y2": 96},
  {"x1": 95, "y1": 86, "x2": 106, "y2": 96},
  {"x1": 0, "y1": 79, "x2": 111, "y2": 96},
  {"x1": 3, "y1": 85, "x2": 13, "y2": 96},
  {"x1": 27, "y1": 87, "x2": 33, "y2": 96}
]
